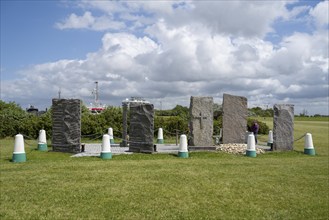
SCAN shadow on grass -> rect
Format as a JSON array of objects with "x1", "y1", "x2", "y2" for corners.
[
  {"x1": 261, "y1": 150, "x2": 318, "y2": 158},
  {"x1": 169, "y1": 153, "x2": 179, "y2": 158}
]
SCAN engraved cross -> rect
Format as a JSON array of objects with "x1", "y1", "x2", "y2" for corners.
[{"x1": 194, "y1": 112, "x2": 207, "y2": 129}]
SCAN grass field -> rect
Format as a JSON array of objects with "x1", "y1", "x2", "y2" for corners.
[{"x1": 0, "y1": 118, "x2": 328, "y2": 219}]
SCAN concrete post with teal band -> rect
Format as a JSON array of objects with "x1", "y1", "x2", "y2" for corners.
[
  {"x1": 178, "y1": 134, "x2": 189, "y2": 158},
  {"x1": 108, "y1": 128, "x2": 115, "y2": 144},
  {"x1": 304, "y1": 133, "x2": 315, "y2": 155},
  {"x1": 37, "y1": 129, "x2": 48, "y2": 151},
  {"x1": 12, "y1": 134, "x2": 27, "y2": 163},
  {"x1": 100, "y1": 134, "x2": 112, "y2": 159},
  {"x1": 246, "y1": 133, "x2": 256, "y2": 157},
  {"x1": 157, "y1": 128, "x2": 164, "y2": 144}
]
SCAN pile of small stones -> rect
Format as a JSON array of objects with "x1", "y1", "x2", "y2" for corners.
[{"x1": 216, "y1": 143, "x2": 265, "y2": 155}]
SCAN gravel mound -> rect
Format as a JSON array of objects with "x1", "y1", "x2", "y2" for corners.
[{"x1": 216, "y1": 143, "x2": 265, "y2": 155}]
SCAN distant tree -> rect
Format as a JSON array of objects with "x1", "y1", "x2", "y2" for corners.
[
  {"x1": 213, "y1": 103, "x2": 222, "y2": 120},
  {"x1": 156, "y1": 105, "x2": 189, "y2": 118},
  {"x1": 154, "y1": 116, "x2": 188, "y2": 137},
  {"x1": 249, "y1": 107, "x2": 273, "y2": 117},
  {"x1": 0, "y1": 101, "x2": 28, "y2": 138},
  {"x1": 299, "y1": 109, "x2": 309, "y2": 117},
  {"x1": 213, "y1": 118, "x2": 222, "y2": 136},
  {"x1": 39, "y1": 108, "x2": 52, "y2": 138},
  {"x1": 80, "y1": 105, "x2": 123, "y2": 139}
]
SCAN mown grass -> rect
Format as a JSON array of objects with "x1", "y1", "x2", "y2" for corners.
[{"x1": 0, "y1": 118, "x2": 328, "y2": 219}]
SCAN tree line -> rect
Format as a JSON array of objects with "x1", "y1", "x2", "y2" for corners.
[{"x1": 0, "y1": 100, "x2": 269, "y2": 139}]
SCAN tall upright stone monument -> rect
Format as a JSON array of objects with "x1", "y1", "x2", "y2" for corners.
[
  {"x1": 52, "y1": 99, "x2": 81, "y2": 153},
  {"x1": 189, "y1": 96, "x2": 213, "y2": 146},
  {"x1": 222, "y1": 94, "x2": 247, "y2": 144},
  {"x1": 273, "y1": 104, "x2": 294, "y2": 151},
  {"x1": 129, "y1": 102, "x2": 155, "y2": 153}
]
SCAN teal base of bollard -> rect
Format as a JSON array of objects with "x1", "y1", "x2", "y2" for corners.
[
  {"x1": 38, "y1": 143, "x2": 48, "y2": 151},
  {"x1": 100, "y1": 152, "x2": 112, "y2": 159},
  {"x1": 12, "y1": 153, "x2": 26, "y2": 163},
  {"x1": 246, "y1": 150, "x2": 256, "y2": 157},
  {"x1": 157, "y1": 139, "x2": 164, "y2": 144},
  {"x1": 267, "y1": 142, "x2": 273, "y2": 146},
  {"x1": 304, "y1": 148, "x2": 315, "y2": 155},
  {"x1": 178, "y1": 151, "x2": 188, "y2": 158},
  {"x1": 110, "y1": 139, "x2": 115, "y2": 144}
]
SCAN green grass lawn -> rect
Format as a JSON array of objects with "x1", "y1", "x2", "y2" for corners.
[{"x1": 0, "y1": 118, "x2": 328, "y2": 219}]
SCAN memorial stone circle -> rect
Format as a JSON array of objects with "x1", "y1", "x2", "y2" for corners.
[{"x1": 49, "y1": 94, "x2": 295, "y2": 155}]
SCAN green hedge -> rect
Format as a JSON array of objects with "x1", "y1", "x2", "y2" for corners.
[{"x1": 0, "y1": 100, "x2": 270, "y2": 139}]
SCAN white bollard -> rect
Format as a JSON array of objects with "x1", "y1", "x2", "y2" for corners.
[
  {"x1": 304, "y1": 133, "x2": 316, "y2": 155},
  {"x1": 245, "y1": 131, "x2": 253, "y2": 144},
  {"x1": 37, "y1": 129, "x2": 48, "y2": 151},
  {"x1": 246, "y1": 133, "x2": 256, "y2": 157},
  {"x1": 108, "y1": 128, "x2": 115, "y2": 144},
  {"x1": 157, "y1": 128, "x2": 164, "y2": 144},
  {"x1": 12, "y1": 134, "x2": 26, "y2": 162},
  {"x1": 178, "y1": 134, "x2": 189, "y2": 158},
  {"x1": 267, "y1": 130, "x2": 273, "y2": 146},
  {"x1": 100, "y1": 134, "x2": 112, "y2": 159}
]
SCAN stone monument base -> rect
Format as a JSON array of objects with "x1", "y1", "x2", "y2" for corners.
[{"x1": 188, "y1": 146, "x2": 217, "y2": 151}]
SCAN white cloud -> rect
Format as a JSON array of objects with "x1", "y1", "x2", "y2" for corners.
[
  {"x1": 56, "y1": 11, "x2": 94, "y2": 29},
  {"x1": 2, "y1": 1, "x2": 329, "y2": 115},
  {"x1": 101, "y1": 33, "x2": 158, "y2": 57},
  {"x1": 310, "y1": 1, "x2": 329, "y2": 28},
  {"x1": 55, "y1": 11, "x2": 126, "y2": 31},
  {"x1": 282, "y1": 5, "x2": 311, "y2": 21},
  {"x1": 57, "y1": 1, "x2": 289, "y2": 37},
  {"x1": 186, "y1": 1, "x2": 288, "y2": 37}
]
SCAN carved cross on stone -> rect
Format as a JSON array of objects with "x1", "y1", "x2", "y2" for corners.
[{"x1": 194, "y1": 112, "x2": 207, "y2": 129}]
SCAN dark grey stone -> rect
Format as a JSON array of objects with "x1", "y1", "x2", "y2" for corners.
[
  {"x1": 129, "y1": 103, "x2": 154, "y2": 153},
  {"x1": 52, "y1": 99, "x2": 81, "y2": 153},
  {"x1": 222, "y1": 94, "x2": 248, "y2": 144},
  {"x1": 189, "y1": 96, "x2": 214, "y2": 146},
  {"x1": 273, "y1": 104, "x2": 294, "y2": 151}
]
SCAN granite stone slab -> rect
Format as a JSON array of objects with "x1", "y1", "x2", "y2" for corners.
[
  {"x1": 273, "y1": 104, "x2": 294, "y2": 151},
  {"x1": 129, "y1": 103, "x2": 155, "y2": 153},
  {"x1": 222, "y1": 94, "x2": 248, "y2": 144},
  {"x1": 52, "y1": 99, "x2": 81, "y2": 153},
  {"x1": 189, "y1": 96, "x2": 214, "y2": 146}
]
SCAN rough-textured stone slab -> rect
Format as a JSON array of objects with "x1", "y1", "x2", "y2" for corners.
[
  {"x1": 189, "y1": 96, "x2": 214, "y2": 146},
  {"x1": 129, "y1": 103, "x2": 154, "y2": 153},
  {"x1": 222, "y1": 94, "x2": 247, "y2": 144},
  {"x1": 52, "y1": 99, "x2": 81, "y2": 153},
  {"x1": 273, "y1": 104, "x2": 294, "y2": 151}
]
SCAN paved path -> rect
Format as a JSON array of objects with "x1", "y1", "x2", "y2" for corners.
[
  {"x1": 71, "y1": 143, "x2": 271, "y2": 157},
  {"x1": 71, "y1": 143, "x2": 180, "y2": 157}
]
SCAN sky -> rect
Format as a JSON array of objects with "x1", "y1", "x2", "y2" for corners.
[{"x1": 1, "y1": 0, "x2": 328, "y2": 115}]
